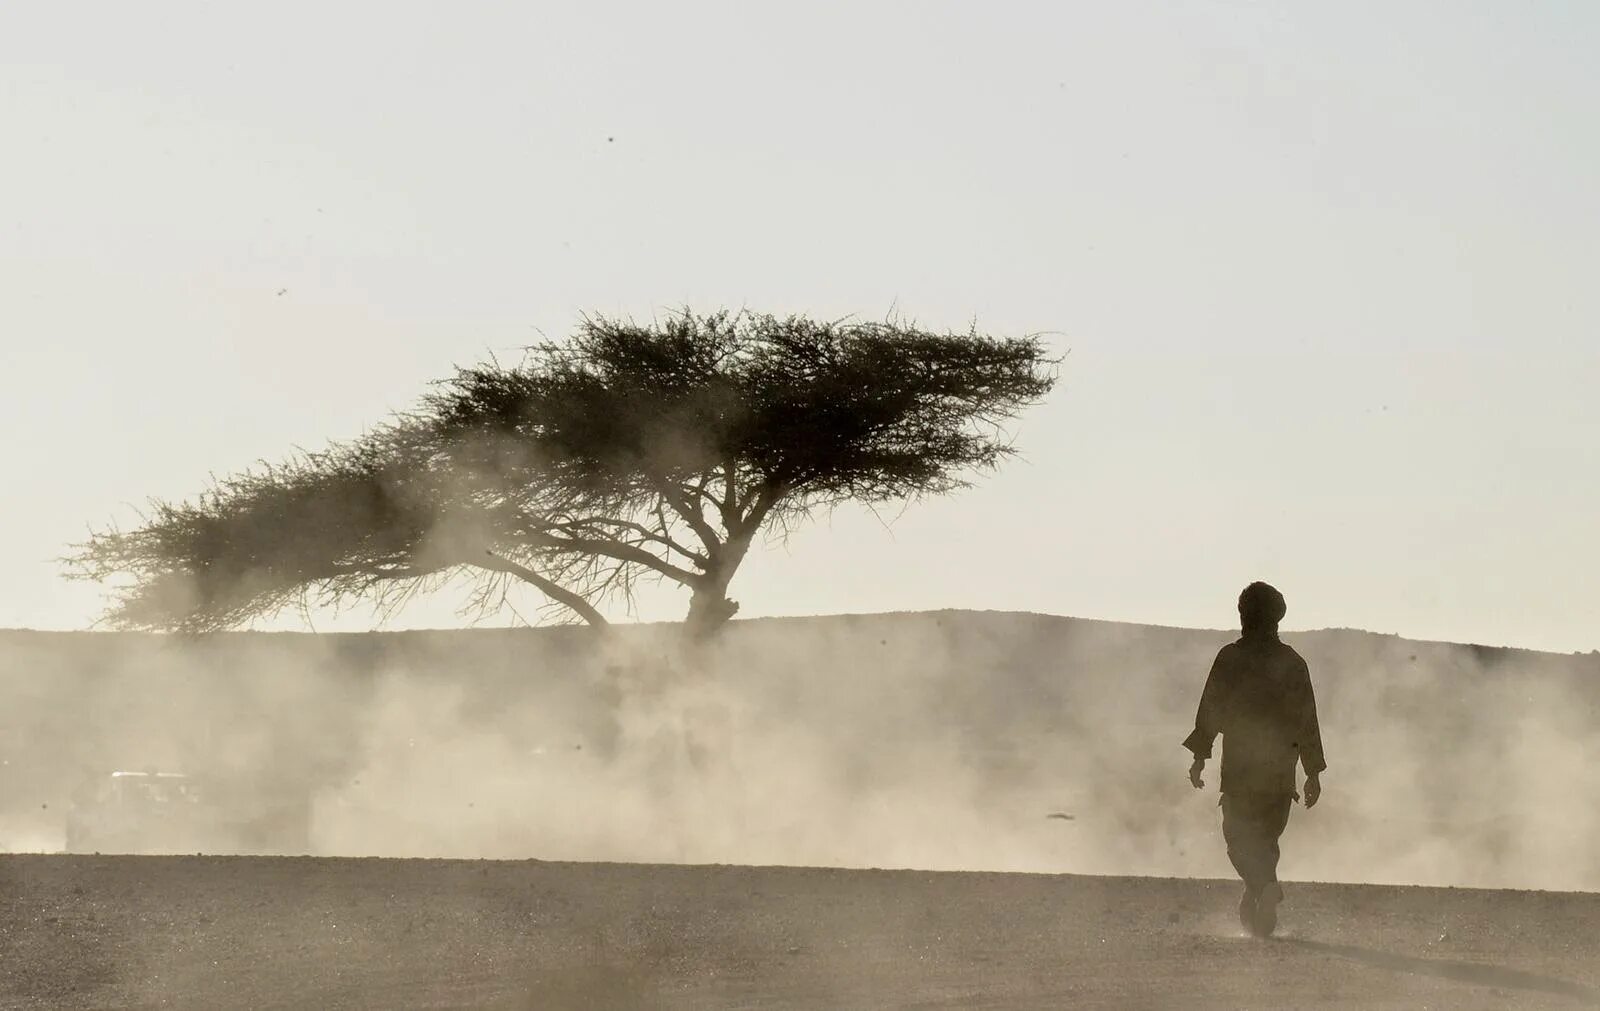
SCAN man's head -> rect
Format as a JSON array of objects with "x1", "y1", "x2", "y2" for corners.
[{"x1": 1238, "y1": 581, "x2": 1287, "y2": 636}]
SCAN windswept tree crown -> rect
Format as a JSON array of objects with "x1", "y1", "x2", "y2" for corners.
[{"x1": 69, "y1": 311, "x2": 1057, "y2": 636}]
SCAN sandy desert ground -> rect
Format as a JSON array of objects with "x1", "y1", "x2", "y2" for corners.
[{"x1": 3, "y1": 855, "x2": 1598, "y2": 1010}]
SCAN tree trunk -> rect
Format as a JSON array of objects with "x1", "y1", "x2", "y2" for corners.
[
  {"x1": 684, "y1": 586, "x2": 739, "y2": 640},
  {"x1": 683, "y1": 529, "x2": 758, "y2": 640}
]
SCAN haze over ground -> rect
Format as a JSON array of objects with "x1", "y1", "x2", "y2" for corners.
[
  {"x1": 7, "y1": 612, "x2": 1599, "y2": 892},
  {"x1": 3, "y1": 3, "x2": 1598, "y2": 651}
]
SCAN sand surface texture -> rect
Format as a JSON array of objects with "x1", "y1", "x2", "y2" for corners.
[{"x1": 3, "y1": 855, "x2": 1598, "y2": 1009}]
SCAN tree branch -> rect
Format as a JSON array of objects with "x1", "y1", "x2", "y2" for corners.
[
  {"x1": 520, "y1": 528, "x2": 704, "y2": 586},
  {"x1": 534, "y1": 516, "x2": 708, "y2": 568},
  {"x1": 477, "y1": 550, "x2": 609, "y2": 627},
  {"x1": 721, "y1": 457, "x2": 740, "y2": 527},
  {"x1": 733, "y1": 480, "x2": 789, "y2": 540},
  {"x1": 645, "y1": 470, "x2": 722, "y2": 552}
]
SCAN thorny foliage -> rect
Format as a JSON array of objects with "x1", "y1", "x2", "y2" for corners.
[{"x1": 67, "y1": 311, "x2": 1058, "y2": 634}]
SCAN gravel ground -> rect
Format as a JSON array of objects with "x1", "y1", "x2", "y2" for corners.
[{"x1": 2, "y1": 855, "x2": 1598, "y2": 1009}]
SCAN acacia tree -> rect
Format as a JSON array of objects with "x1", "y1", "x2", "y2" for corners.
[{"x1": 69, "y1": 311, "x2": 1056, "y2": 638}]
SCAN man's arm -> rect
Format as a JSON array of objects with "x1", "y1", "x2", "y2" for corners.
[
  {"x1": 1293, "y1": 654, "x2": 1326, "y2": 806},
  {"x1": 1182, "y1": 647, "x2": 1230, "y2": 787}
]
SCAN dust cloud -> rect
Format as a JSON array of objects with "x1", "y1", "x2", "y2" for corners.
[{"x1": 2, "y1": 612, "x2": 1597, "y2": 893}]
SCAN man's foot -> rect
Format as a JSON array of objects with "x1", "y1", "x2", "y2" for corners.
[
  {"x1": 1238, "y1": 887, "x2": 1259, "y2": 934},
  {"x1": 1254, "y1": 882, "x2": 1283, "y2": 937}
]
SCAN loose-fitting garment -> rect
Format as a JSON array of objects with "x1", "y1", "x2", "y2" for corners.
[{"x1": 1183, "y1": 633, "x2": 1326, "y2": 797}]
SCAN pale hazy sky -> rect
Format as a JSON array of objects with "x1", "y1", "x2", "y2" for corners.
[{"x1": 3, "y1": 2, "x2": 1596, "y2": 651}]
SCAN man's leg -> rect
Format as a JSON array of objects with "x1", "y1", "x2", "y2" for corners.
[
  {"x1": 1222, "y1": 794, "x2": 1294, "y2": 935},
  {"x1": 1221, "y1": 794, "x2": 1264, "y2": 931},
  {"x1": 1222, "y1": 794, "x2": 1269, "y2": 890},
  {"x1": 1252, "y1": 795, "x2": 1294, "y2": 935}
]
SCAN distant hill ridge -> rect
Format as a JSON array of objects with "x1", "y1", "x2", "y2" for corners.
[{"x1": 2, "y1": 607, "x2": 1593, "y2": 658}]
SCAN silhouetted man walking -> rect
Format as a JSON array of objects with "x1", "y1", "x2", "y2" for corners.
[{"x1": 1184, "y1": 581, "x2": 1325, "y2": 936}]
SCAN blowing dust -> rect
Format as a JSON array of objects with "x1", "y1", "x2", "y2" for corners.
[{"x1": 1, "y1": 612, "x2": 1596, "y2": 893}]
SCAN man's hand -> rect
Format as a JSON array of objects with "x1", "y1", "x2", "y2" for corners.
[
  {"x1": 1188, "y1": 758, "x2": 1205, "y2": 789},
  {"x1": 1304, "y1": 774, "x2": 1321, "y2": 809}
]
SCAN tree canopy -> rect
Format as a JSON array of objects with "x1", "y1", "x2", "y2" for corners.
[{"x1": 68, "y1": 310, "x2": 1058, "y2": 637}]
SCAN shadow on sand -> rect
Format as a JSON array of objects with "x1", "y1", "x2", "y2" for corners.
[{"x1": 1285, "y1": 938, "x2": 1600, "y2": 1006}]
